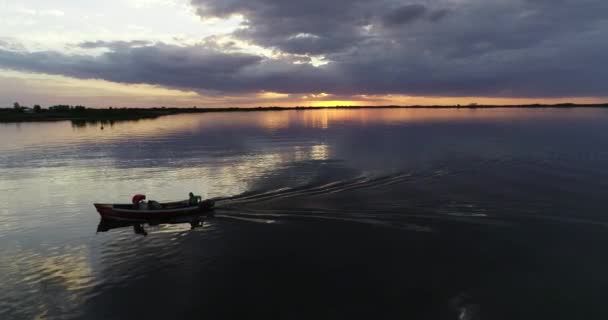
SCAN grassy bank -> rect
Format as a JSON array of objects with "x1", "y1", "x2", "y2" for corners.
[
  {"x1": 0, "y1": 108, "x2": 176, "y2": 123},
  {"x1": 0, "y1": 106, "x2": 291, "y2": 122},
  {"x1": 2, "y1": 104, "x2": 608, "y2": 123}
]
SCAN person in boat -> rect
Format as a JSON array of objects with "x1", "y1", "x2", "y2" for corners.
[
  {"x1": 132, "y1": 194, "x2": 163, "y2": 210},
  {"x1": 132, "y1": 194, "x2": 147, "y2": 210},
  {"x1": 189, "y1": 192, "x2": 202, "y2": 206},
  {"x1": 148, "y1": 200, "x2": 162, "y2": 210}
]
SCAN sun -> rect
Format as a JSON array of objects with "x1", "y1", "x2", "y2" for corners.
[{"x1": 310, "y1": 100, "x2": 361, "y2": 107}]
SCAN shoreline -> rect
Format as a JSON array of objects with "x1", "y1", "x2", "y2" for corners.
[{"x1": 2, "y1": 104, "x2": 607, "y2": 123}]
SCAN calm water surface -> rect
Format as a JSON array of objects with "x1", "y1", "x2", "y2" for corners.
[{"x1": 2, "y1": 108, "x2": 608, "y2": 319}]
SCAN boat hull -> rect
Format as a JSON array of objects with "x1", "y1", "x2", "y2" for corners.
[{"x1": 94, "y1": 200, "x2": 214, "y2": 221}]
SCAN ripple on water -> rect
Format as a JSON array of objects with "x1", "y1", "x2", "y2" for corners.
[{"x1": 0, "y1": 245, "x2": 99, "y2": 319}]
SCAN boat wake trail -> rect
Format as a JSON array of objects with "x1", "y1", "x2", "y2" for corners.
[
  {"x1": 208, "y1": 169, "x2": 516, "y2": 230},
  {"x1": 214, "y1": 170, "x2": 446, "y2": 205},
  {"x1": 209, "y1": 164, "x2": 608, "y2": 230}
]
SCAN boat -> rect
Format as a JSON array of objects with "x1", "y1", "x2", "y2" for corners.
[{"x1": 94, "y1": 199, "x2": 215, "y2": 221}]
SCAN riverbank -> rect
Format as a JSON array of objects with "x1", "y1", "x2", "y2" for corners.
[
  {"x1": 2, "y1": 104, "x2": 607, "y2": 123},
  {"x1": 0, "y1": 108, "x2": 177, "y2": 123}
]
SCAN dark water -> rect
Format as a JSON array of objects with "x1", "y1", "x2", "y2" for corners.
[{"x1": 2, "y1": 108, "x2": 608, "y2": 319}]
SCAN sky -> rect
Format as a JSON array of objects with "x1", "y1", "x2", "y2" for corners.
[{"x1": 0, "y1": 0, "x2": 607, "y2": 108}]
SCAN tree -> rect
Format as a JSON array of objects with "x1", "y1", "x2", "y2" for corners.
[
  {"x1": 33, "y1": 105, "x2": 42, "y2": 113},
  {"x1": 13, "y1": 102, "x2": 21, "y2": 110},
  {"x1": 50, "y1": 105, "x2": 70, "y2": 112}
]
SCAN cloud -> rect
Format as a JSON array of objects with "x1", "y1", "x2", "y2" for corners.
[
  {"x1": 428, "y1": 8, "x2": 449, "y2": 22},
  {"x1": 0, "y1": 38, "x2": 28, "y2": 52},
  {"x1": 1, "y1": 0, "x2": 608, "y2": 99},
  {"x1": 190, "y1": 0, "x2": 608, "y2": 97},
  {"x1": 15, "y1": 8, "x2": 65, "y2": 17},
  {"x1": 79, "y1": 40, "x2": 153, "y2": 50},
  {"x1": 382, "y1": 4, "x2": 428, "y2": 26},
  {"x1": 0, "y1": 41, "x2": 344, "y2": 94},
  {"x1": 192, "y1": 0, "x2": 378, "y2": 55}
]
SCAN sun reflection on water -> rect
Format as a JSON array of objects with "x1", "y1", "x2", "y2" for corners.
[
  {"x1": 311, "y1": 144, "x2": 330, "y2": 161},
  {"x1": 2, "y1": 108, "x2": 603, "y2": 153}
]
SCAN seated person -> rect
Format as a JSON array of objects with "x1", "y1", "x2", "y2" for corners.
[
  {"x1": 132, "y1": 194, "x2": 147, "y2": 209},
  {"x1": 138, "y1": 200, "x2": 149, "y2": 210},
  {"x1": 189, "y1": 192, "x2": 202, "y2": 206},
  {"x1": 148, "y1": 200, "x2": 162, "y2": 210}
]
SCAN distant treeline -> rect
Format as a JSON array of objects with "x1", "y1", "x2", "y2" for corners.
[
  {"x1": 1, "y1": 102, "x2": 177, "y2": 122},
  {"x1": 2, "y1": 102, "x2": 608, "y2": 123}
]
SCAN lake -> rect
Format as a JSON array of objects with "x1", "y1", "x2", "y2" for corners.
[{"x1": 2, "y1": 108, "x2": 608, "y2": 319}]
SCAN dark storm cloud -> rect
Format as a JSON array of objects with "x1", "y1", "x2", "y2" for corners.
[
  {"x1": 382, "y1": 4, "x2": 428, "y2": 26},
  {"x1": 1, "y1": 0, "x2": 607, "y2": 98},
  {"x1": 187, "y1": 0, "x2": 608, "y2": 97},
  {"x1": 428, "y1": 9, "x2": 449, "y2": 22},
  {"x1": 190, "y1": 0, "x2": 449, "y2": 54},
  {"x1": 0, "y1": 42, "x2": 261, "y2": 90},
  {"x1": 0, "y1": 41, "x2": 343, "y2": 93},
  {"x1": 193, "y1": 0, "x2": 378, "y2": 55}
]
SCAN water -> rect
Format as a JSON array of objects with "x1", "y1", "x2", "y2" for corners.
[{"x1": 1, "y1": 108, "x2": 608, "y2": 319}]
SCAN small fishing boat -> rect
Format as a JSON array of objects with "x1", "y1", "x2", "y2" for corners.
[{"x1": 94, "y1": 198, "x2": 215, "y2": 221}]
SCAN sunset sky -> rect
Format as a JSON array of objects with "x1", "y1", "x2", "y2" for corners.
[{"x1": 1, "y1": 0, "x2": 607, "y2": 108}]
